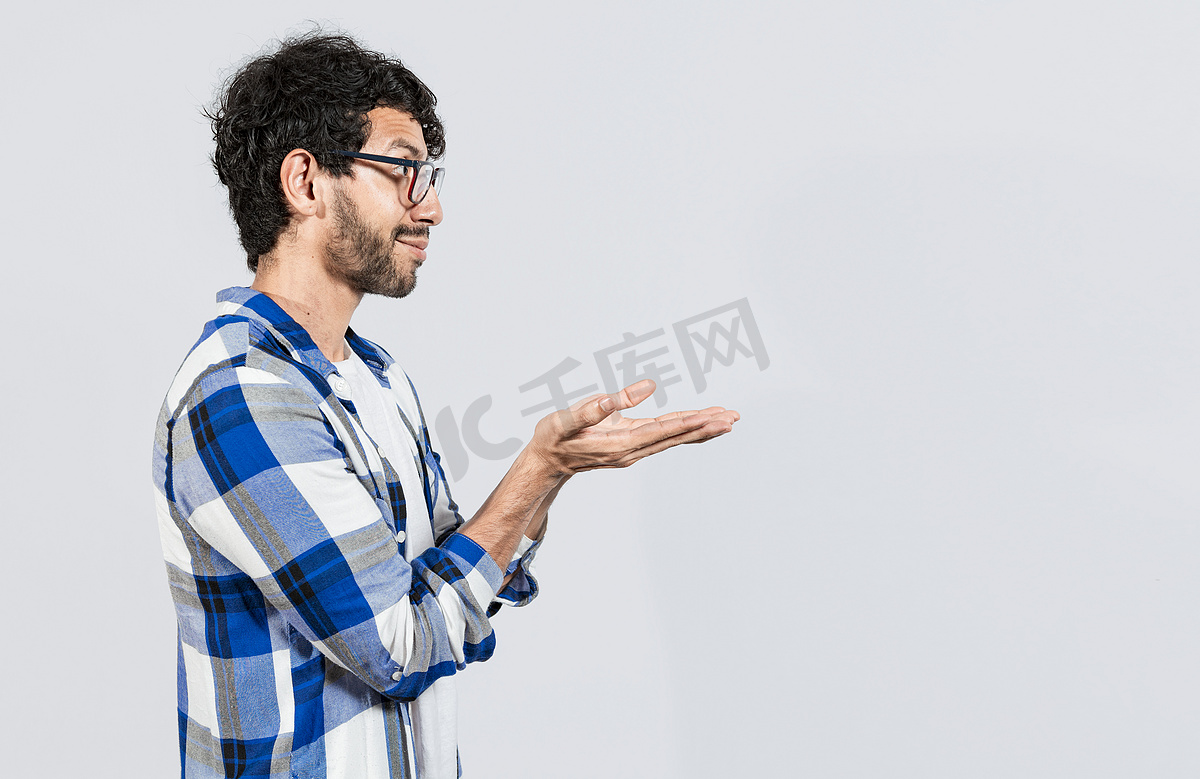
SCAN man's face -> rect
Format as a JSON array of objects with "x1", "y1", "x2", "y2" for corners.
[{"x1": 324, "y1": 107, "x2": 443, "y2": 298}]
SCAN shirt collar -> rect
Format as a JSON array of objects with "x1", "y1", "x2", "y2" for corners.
[{"x1": 215, "y1": 286, "x2": 394, "y2": 381}]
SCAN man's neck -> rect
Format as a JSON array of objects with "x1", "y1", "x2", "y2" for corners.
[{"x1": 251, "y1": 256, "x2": 363, "y2": 364}]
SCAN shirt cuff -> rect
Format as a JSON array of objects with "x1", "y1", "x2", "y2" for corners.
[
  {"x1": 489, "y1": 537, "x2": 541, "y2": 615},
  {"x1": 510, "y1": 534, "x2": 535, "y2": 564},
  {"x1": 440, "y1": 531, "x2": 504, "y2": 606}
]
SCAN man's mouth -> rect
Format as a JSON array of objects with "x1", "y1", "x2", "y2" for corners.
[
  {"x1": 396, "y1": 238, "x2": 427, "y2": 261},
  {"x1": 394, "y1": 229, "x2": 429, "y2": 261}
]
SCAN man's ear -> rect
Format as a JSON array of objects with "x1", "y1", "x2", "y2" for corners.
[{"x1": 279, "y1": 149, "x2": 327, "y2": 218}]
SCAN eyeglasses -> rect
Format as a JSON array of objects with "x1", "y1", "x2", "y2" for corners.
[{"x1": 331, "y1": 150, "x2": 446, "y2": 205}]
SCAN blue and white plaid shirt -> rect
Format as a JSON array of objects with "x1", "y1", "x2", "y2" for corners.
[{"x1": 152, "y1": 287, "x2": 539, "y2": 778}]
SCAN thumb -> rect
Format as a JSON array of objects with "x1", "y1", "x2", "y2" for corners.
[
  {"x1": 558, "y1": 380, "x2": 656, "y2": 434},
  {"x1": 557, "y1": 392, "x2": 619, "y2": 434}
]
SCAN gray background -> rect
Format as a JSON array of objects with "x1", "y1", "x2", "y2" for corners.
[{"x1": 2, "y1": 1, "x2": 1198, "y2": 776}]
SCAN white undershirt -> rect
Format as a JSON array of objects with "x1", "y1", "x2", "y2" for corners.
[{"x1": 334, "y1": 347, "x2": 456, "y2": 779}]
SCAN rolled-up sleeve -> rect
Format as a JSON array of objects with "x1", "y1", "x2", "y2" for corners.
[
  {"x1": 488, "y1": 536, "x2": 541, "y2": 617},
  {"x1": 423, "y1": 433, "x2": 542, "y2": 616}
]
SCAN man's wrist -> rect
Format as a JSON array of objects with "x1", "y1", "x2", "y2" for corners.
[{"x1": 518, "y1": 441, "x2": 572, "y2": 482}]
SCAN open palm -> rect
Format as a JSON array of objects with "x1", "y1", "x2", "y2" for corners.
[{"x1": 530, "y1": 379, "x2": 740, "y2": 474}]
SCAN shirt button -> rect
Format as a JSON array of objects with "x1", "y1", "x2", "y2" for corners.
[
  {"x1": 395, "y1": 531, "x2": 406, "y2": 543},
  {"x1": 332, "y1": 376, "x2": 350, "y2": 395},
  {"x1": 392, "y1": 671, "x2": 403, "y2": 682},
  {"x1": 377, "y1": 447, "x2": 387, "y2": 459}
]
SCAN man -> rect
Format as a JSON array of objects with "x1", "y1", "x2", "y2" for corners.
[{"x1": 152, "y1": 32, "x2": 738, "y2": 779}]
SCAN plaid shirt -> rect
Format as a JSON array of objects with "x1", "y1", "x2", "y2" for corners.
[{"x1": 152, "y1": 287, "x2": 539, "y2": 778}]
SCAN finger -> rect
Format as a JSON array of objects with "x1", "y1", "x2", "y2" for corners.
[
  {"x1": 648, "y1": 407, "x2": 723, "y2": 423},
  {"x1": 644, "y1": 416, "x2": 734, "y2": 447},
  {"x1": 708, "y1": 407, "x2": 740, "y2": 423},
  {"x1": 563, "y1": 381, "x2": 660, "y2": 421},
  {"x1": 689, "y1": 406, "x2": 739, "y2": 423},
  {"x1": 627, "y1": 408, "x2": 739, "y2": 431},
  {"x1": 555, "y1": 390, "x2": 627, "y2": 435},
  {"x1": 613, "y1": 379, "x2": 656, "y2": 411},
  {"x1": 645, "y1": 406, "x2": 734, "y2": 424},
  {"x1": 619, "y1": 411, "x2": 720, "y2": 450},
  {"x1": 603, "y1": 419, "x2": 734, "y2": 467},
  {"x1": 554, "y1": 398, "x2": 612, "y2": 435},
  {"x1": 556, "y1": 380, "x2": 662, "y2": 434}
]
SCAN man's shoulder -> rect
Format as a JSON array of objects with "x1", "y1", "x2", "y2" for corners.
[{"x1": 159, "y1": 312, "x2": 325, "y2": 420}]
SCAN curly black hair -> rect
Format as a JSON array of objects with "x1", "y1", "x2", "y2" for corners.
[{"x1": 207, "y1": 32, "x2": 445, "y2": 271}]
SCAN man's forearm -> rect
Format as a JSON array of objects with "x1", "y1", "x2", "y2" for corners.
[
  {"x1": 524, "y1": 477, "x2": 563, "y2": 543},
  {"x1": 458, "y1": 448, "x2": 564, "y2": 568}
]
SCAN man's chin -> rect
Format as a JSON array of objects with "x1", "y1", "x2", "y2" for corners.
[{"x1": 362, "y1": 274, "x2": 416, "y2": 299}]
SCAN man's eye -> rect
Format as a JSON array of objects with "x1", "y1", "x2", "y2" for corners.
[{"x1": 393, "y1": 165, "x2": 413, "y2": 178}]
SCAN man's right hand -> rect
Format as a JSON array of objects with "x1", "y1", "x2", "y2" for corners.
[{"x1": 526, "y1": 379, "x2": 740, "y2": 477}]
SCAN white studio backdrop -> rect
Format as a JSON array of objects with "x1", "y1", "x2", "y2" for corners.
[{"x1": 2, "y1": 2, "x2": 1199, "y2": 777}]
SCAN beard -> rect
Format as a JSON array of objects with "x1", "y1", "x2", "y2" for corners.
[{"x1": 324, "y1": 188, "x2": 427, "y2": 298}]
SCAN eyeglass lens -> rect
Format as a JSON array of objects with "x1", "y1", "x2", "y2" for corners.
[
  {"x1": 412, "y1": 164, "x2": 433, "y2": 203},
  {"x1": 413, "y1": 166, "x2": 447, "y2": 204}
]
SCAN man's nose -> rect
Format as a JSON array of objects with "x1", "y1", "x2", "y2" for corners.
[{"x1": 411, "y1": 186, "x2": 443, "y2": 226}]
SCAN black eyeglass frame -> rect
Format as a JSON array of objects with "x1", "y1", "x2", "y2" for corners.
[{"x1": 331, "y1": 150, "x2": 445, "y2": 204}]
